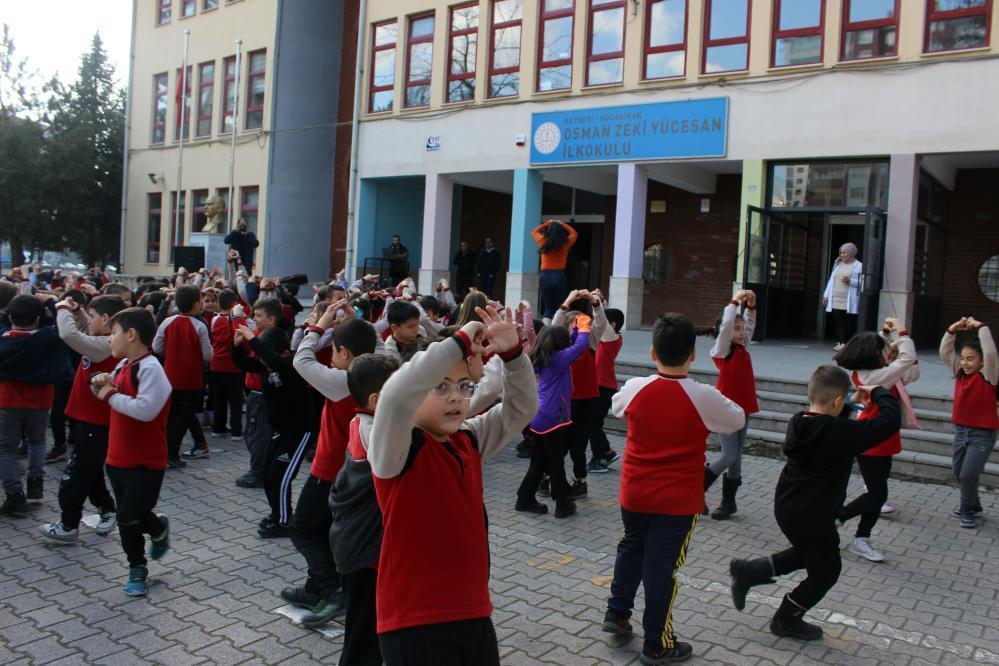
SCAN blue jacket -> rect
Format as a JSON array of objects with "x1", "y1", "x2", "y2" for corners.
[
  {"x1": 0, "y1": 326, "x2": 74, "y2": 385},
  {"x1": 530, "y1": 330, "x2": 589, "y2": 433}
]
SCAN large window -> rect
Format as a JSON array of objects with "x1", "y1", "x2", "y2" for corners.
[
  {"x1": 215, "y1": 188, "x2": 231, "y2": 224},
  {"x1": 147, "y1": 194, "x2": 162, "y2": 263},
  {"x1": 240, "y1": 186, "x2": 259, "y2": 232},
  {"x1": 157, "y1": 0, "x2": 172, "y2": 24},
  {"x1": 182, "y1": 0, "x2": 196, "y2": 17},
  {"x1": 772, "y1": 0, "x2": 824, "y2": 67},
  {"x1": 405, "y1": 14, "x2": 435, "y2": 108},
  {"x1": 245, "y1": 50, "x2": 266, "y2": 129},
  {"x1": 175, "y1": 65, "x2": 192, "y2": 141},
  {"x1": 196, "y1": 61, "x2": 214, "y2": 137},
  {"x1": 193, "y1": 189, "x2": 209, "y2": 231},
  {"x1": 841, "y1": 0, "x2": 899, "y2": 60},
  {"x1": 770, "y1": 162, "x2": 889, "y2": 209},
  {"x1": 221, "y1": 55, "x2": 236, "y2": 132},
  {"x1": 152, "y1": 72, "x2": 168, "y2": 144},
  {"x1": 586, "y1": 0, "x2": 626, "y2": 85},
  {"x1": 447, "y1": 3, "x2": 479, "y2": 103},
  {"x1": 538, "y1": 0, "x2": 574, "y2": 92},
  {"x1": 925, "y1": 0, "x2": 992, "y2": 52},
  {"x1": 644, "y1": 0, "x2": 687, "y2": 80},
  {"x1": 703, "y1": 0, "x2": 751, "y2": 73},
  {"x1": 370, "y1": 21, "x2": 397, "y2": 113},
  {"x1": 170, "y1": 191, "x2": 186, "y2": 261},
  {"x1": 489, "y1": 0, "x2": 523, "y2": 97}
]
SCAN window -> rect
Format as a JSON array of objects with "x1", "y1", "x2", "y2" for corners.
[
  {"x1": 770, "y1": 162, "x2": 889, "y2": 209},
  {"x1": 405, "y1": 14, "x2": 435, "y2": 108},
  {"x1": 841, "y1": 0, "x2": 898, "y2": 60},
  {"x1": 643, "y1": 244, "x2": 675, "y2": 284},
  {"x1": 772, "y1": 0, "x2": 824, "y2": 67},
  {"x1": 147, "y1": 194, "x2": 162, "y2": 263},
  {"x1": 644, "y1": 0, "x2": 687, "y2": 79},
  {"x1": 703, "y1": 0, "x2": 751, "y2": 73},
  {"x1": 240, "y1": 187, "x2": 259, "y2": 232},
  {"x1": 370, "y1": 21, "x2": 397, "y2": 113},
  {"x1": 925, "y1": 0, "x2": 992, "y2": 52},
  {"x1": 447, "y1": 3, "x2": 479, "y2": 103},
  {"x1": 538, "y1": 0, "x2": 574, "y2": 92},
  {"x1": 245, "y1": 50, "x2": 266, "y2": 129},
  {"x1": 157, "y1": 0, "x2": 172, "y2": 24},
  {"x1": 203, "y1": 0, "x2": 219, "y2": 9},
  {"x1": 489, "y1": 0, "x2": 523, "y2": 97},
  {"x1": 152, "y1": 72, "x2": 168, "y2": 144},
  {"x1": 216, "y1": 188, "x2": 231, "y2": 223},
  {"x1": 196, "y1": 61, "x2": 214, "y2": 137},
  {"x1": 182, "y1": 0, "x2": 196, "y2": 17},
  {"x1": 169, "y1": 191, "x2": 186, "y2": 261},
  {"x1": 587, "y1": 0, "x2": 626, "y2": 85},
  {"x1": 221, "y1": 56, "x2": 236, "y2": 132},
  {"x1": 193, "y1": 189, "x2": 209, "y2": 231},
  {"x1": 175, "y1": 65, "x2": 192, "y2": 141},
  {"x1": 979, "y1": 256, "x2": 999, "y2": 302}
]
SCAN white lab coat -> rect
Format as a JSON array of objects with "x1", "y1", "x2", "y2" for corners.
[{"x1": 823, "y1": 260, "x2": 863, "y2": 315}]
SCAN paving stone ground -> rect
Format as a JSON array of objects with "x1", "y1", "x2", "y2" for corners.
[{"x1": 2, "y1": 432, "x2": 998, "y2": 665}]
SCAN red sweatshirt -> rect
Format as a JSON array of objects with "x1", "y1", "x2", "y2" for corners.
[
  {"x1": 952, "y1": 372, "x2": 999, "y2": 430},
  {"x1": 66, "y1": 355, "x2": 119, "y2": 425},
  {"x1": 210, "y1": 313, "x2": 246, "y2": 373},
  {"x1": 153, "y1": 314, "x2": 211, "y2": 390},
  {"x1": 851, "y1": 372, "x2": 902, "y2": 456},
  {"x1": 105, "y1": 354, "x2": 172, "y2": 470},
  {"x1": 596, "y1": 335, "x2": 623, "y2": 390}
]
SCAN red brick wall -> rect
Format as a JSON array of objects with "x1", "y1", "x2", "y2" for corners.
[
  {"x1": 329, "y1": 0, "x2": 360, "y2": 279},
  {"x1": 458, "y1": 186, "x2": 513, "y2": 297},
  {"x1": 939, "y1": 169, "x2": 999, "y2": 330}
]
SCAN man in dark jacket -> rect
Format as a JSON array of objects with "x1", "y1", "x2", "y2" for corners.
[
  {"x1": 224, "y1": 218, "x2": 260, "y2": 274},
  {"x1": 727, "y1": 364, "x2": 900, "y2": 642},
  {"x1": 452, "y1": 242, "x2": 475, "y2": 298},
  {"x1": 476, "y1": 237, "x2": 502, "y2": 298}
]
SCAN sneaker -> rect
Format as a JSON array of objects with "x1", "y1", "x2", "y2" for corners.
[
  {"x1": 1, "y1": 493, "x2": 29, "y2": 517},
  {"x1": 601, "y1": 609, "x2": 633, "y2": 638},
  {"x1": 149, "y1": 515, "x2": 170, "y2": 560},
  {"x1": 640, "y1": 642, "x2": 693, "y2": 664},
  {"x1": 281, "y1": 586, "x2": 320, "y2": 610},
  {"x1": 210, "y1": 429, "x2": 230, "y2": 438},
  {"x1": 514, "y1": 500, "x2": 548, "y2": 515},
  {"x1": 167, "y1": 457, "x2": 187, "y2": 469},
  {"x1": 230, "y1": 433, "x2": 244, "y2": 441},
  {"x1": 952, "y1": 504, "x2": 983, "y2": 517},
  {"x1": 301, "y1": 593, "x2": 346, "y2": 628},
  {"x1": 587, "y1": 458, "x2": 611, "y2": 474},
  {"x1": 38, "y1": 521, "x2": 79, "y2": 543},
  {"x1": 95, "y1": 511, "x2": 117, "y2": 536},
  {"x1": 235, "y1": 473, "x2": 263, "y2": 488},
  {"x1": 960, "y1": 512, "x2": 977, "y2": 529},
  {"x1": 570, "y1": 479, "x2": 588, "y2": 498},
  {"x1": 258, "y1": 521, "x2": 290, "y2": 539},
  {"x1": 850, "y1": 537, "x2": 885, "y2": 563},
  {"x1": 880, "y1": 503, "x2": 896, "y2": 515},
  {"x1": 181, "y1": 445, "x2": 210, "y2": 459},
  {"x1": 538, "y1": 477, "x2": 550, "y2": 498},
  {"x1": 45, "y1": 446, "x2": 68, "y2": 463},
  {"x1": 26, "y1": 476, "x2": 43, "y2": 501},
  {"x1": 603, "y1": 451, "x2": 621, "y2": 467},
  {"x1": 124, "y1": 566, "x2": 148, "y2": 597}
]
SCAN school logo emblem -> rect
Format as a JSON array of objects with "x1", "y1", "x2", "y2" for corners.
[
  {"x1": 534, "y1": 122, "x2": 561, "y2": 155},
  {"x1": 81, "y1": 356, "x2": 92, "y2": 370}
]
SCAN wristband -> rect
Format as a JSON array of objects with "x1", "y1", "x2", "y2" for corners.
[
  {"x1": 308, "y1": 326, "x2": 325, "y2": 335},
  {"x1": 499, "y1": 341, "x2": 524, "y2": 363},
  {"x1": 100, "y1": 388, "x2": 119, "y2": 402},
  {"x1": 730, "y1": 300, "x2": 740, "y2": 306},
  {"x1": 898, "y1": 330, "x2": 909, "y2": 337},
  {"x1": 452, "y1": 330, "x2": 473, "y2": 358}
]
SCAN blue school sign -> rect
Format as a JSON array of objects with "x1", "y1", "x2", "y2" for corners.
[{"x1": 530, "y1": 97, "x2": 728, "y2": 165}]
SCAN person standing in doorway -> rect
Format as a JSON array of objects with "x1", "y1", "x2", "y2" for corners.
[
  {"x1": 532, "y1": 220, "x2": 577, "y2": 321},
  {"x1": 386, "y1": 235, "x2": 410, "y2": 286},
  {"x1": 822, "y1": 242, "x2": 863, "y2": 352},
  {"x1": 224, "y1": 218, "x2": 260, "y2": 275},
  {"x1": 477, "y1": 238, "x2": 502, "y2": 298},
  {"x1": 453, "y1": 241, "x2": 475, "y2": 298}
]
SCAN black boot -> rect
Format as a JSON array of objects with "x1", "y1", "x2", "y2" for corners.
[
  {"x1": 702, "y1": 465, "x2": 719, "y2": 515},
  {"x1": 770, "y1": 595, "x2": 823, "y2": 641},
  {"x1": 711, "y1": 474, "x2": 741, "y2": 520},
  {"x1": 729, "y1": 557, "x2": 774, "y2": 611},
  {"x1": 26, "y1": 476, "x2": 44, "y2": 501}
]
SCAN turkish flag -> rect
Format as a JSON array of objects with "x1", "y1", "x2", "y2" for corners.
[{"x1": 175, "y1": 68, "x2": 191, "y2": 129}]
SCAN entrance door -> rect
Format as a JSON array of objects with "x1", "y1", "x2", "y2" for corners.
[{"x1": 858, "y1": 208, "x2": 886, "y2": 332}]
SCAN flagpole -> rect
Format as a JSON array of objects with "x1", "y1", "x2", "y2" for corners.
[
  {"x1": 174, "y1": 29, "x2": 190, "y2": 253},
  {"x1": 227, "y1": 39, "x2": 242, "y2": 232}
]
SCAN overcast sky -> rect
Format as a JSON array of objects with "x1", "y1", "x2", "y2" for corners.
[{"x1": 1, "y1": 0, "x2": 132, "y2": 85}]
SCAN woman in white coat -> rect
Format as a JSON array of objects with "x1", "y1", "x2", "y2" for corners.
[{"x1": 822, "y1": 242, "x2": 863, "y2": 351}]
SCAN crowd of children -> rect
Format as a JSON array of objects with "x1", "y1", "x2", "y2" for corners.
[{"x1": 0, "y1": 239, "x2": 997, "y2": 665}]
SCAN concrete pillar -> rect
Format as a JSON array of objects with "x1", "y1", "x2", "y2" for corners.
[
  {"x1": 419, "y1": 174, "x2": 454, "y2": 295},
  {"x1": 881, "y1": 154, "x2": 919, "y2": 328},
  {"x1": 505, "y1": 169, "x2": 542, "y2": 309},
  {"x1": 610, "y1": 163, "x2": 648, "y2": 329}
]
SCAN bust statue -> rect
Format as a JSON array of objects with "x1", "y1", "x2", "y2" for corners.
[{"x1": 202, "y1": 196, "x2": 227, "y2": 233}]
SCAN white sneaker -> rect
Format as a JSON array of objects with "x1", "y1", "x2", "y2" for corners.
[
  {"x1": 851, "y1": 537, "x2": 885, "y2": 562},
  {"x1": 880, "y1": 503, "x2": 896, "y2": 515},
  {"x1": 38, "y1": 521, "x2": 79, "y2": 543},
  {"x1": 95, "y1": 511, "x2": 117, "y2": 536}
]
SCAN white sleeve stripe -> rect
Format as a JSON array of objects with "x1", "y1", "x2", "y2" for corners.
[
  {"x1": 611, "y1": 375, "x2": 658, "y2": 420},
  {"x1": 680, "y1": 379, "x2": 745, "y2": 436}
]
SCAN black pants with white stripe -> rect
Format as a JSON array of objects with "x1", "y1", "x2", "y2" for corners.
[{"x1": 263, "y1": 430, "x2": 312, "y2": 525}]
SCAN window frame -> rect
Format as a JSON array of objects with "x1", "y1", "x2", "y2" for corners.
[
  {"x1": 924, "y1": 0, "x2": 993, "y2": 53},
  {"x1": 643, "y1": 0, "x2": 688, "y2": 81},
  {"x1": 203, "y1": 0, "x2": 219, "y2": 10},
  {"x1": 192, "y1": 189, "x2": 210, "y2": 231},
  {"x1": 239, "y1": 186, "x2": 260, "y2": 233},
  {"x1": 770, "y1": 0, "x2": 825, "y2": 68},
  {"x1": 157, "y1": 0, "x2": 172, "y2": 25},
  {"x1": 369, "y1": 19, "x2": 398, "y2": 114},
  {"x1": 195, "y1": 61, "x2": 214, "y2": 138},
  {"x1": 175, "y1": 65, "x2": 192, "y2": 142},
  {"x1": 840, "y1": 0, "x2": 900, "y2": 61},
  {"x1": 536, "y1": 0, "x2": 576, "y2": 92},
  {"x1": 488, "y1": 0, "x2": 524, "y2": 98},
  {"x1": 447, "y1": 2, "x2": 479, "y2": 103},
  {"x1": 147, "y1": 194, "x2": 163, "y2": 264},
  {"x1": 221, "y1": 55, "x2": 236, "y2": 133},
  {"x1": 245, "y1": 49, "x2": 266, "y2": 130},
  {"x1": 404, "y1": 12, "x2": 435, "y2": 109},
  {"x1": 152, "y1": 72, "x2": 168, "y2": 145},
  {"x1": 585, "y1": 0, "x2": 627, "y2": 87},
  {"x1": 702, "y1": 0, "x2": 753, "y2": 74},
  {"x1": 169, "y1": 190, "x2": 186, "y2": 262},
  {"x1": 181, "y1": 0, "x2": 196, "y2": 18}
]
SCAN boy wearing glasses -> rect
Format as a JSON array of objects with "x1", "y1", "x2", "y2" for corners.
[{"x1": 367, "y1": 305, "x2": 537, "y2": 665}]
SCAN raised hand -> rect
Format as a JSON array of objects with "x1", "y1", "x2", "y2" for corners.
[{"x1": 476, "y1": 305, "x2": 519, "y2": 355}]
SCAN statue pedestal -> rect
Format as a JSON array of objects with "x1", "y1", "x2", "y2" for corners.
[{"x1": 189, "y1": 233, "x2": 228, "y2": 273}]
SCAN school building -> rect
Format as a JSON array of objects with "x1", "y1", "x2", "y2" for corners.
[
  {"x1": 351, "y1": 0, "x2": 999, "y2": 342},
  {"x1": 120, "y1": 0, "x2": 353, "y2": 280}
]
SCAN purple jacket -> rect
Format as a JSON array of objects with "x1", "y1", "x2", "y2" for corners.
[{"x1": 530, "y1": 330, "x2": 589, "y2": 433}]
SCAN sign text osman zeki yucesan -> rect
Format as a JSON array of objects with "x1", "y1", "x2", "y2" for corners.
[{"x1": 530, "y1": 97, "x2": 729, "y2": 166}]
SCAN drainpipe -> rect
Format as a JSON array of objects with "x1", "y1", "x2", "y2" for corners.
[
  {"x1": 118, "y1": 0, "x2": 138, "y2": 271},
  {"x1": 344, "y1": 0, "x2": 367, "y2": 280}
]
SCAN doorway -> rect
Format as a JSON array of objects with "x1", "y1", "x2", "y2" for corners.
[{"x1": 566, "y1": 222, "x2": 605, "y2": 292}]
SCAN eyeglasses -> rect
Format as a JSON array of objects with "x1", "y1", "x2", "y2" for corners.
[{"x1": 431, "y1": 380, "x2": 477, "y2": 399}]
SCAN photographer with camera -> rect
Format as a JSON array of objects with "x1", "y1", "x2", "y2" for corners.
[{"x1": 224, "y1": 218, "x2": 260, "y2": 275}]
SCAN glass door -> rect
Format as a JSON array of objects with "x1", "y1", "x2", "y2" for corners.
[
  {"x1": 743, "y1": 205, "x2": 768, "y2": 339},
  {"x1": 859, "y1": 208, "x2": 887, "y2": 332}
]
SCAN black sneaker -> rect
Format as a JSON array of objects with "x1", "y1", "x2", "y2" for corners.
[
  {"x1": 1, "y1": 493, "x2": 30, "y2": 517},
  {"x1": 571, "y1": 479, "x2": 588, "y2": 498},
  {"x1": 45, "y1": 446, "x2": 68, "y2": 463},
  {"x1": 181, "y1": 445, "x2": 210, "y2": 459},
  {"x1": 26, "y1": 476, "x2": 43, "y2": 501},
  {"x1": 587, "y1": 458, "x2": 610, "y2": 474},
  {"x1": 236, "y1": 473, "x2": 263, "y2": 488},
  {"x1": 281, "y1": 586, "x2": 320, "y2": 610},
  {"x1": 601, "y1": 610, "x2": 633, "y2": 637},
  {"x1": 167, "y1": 456, "x2": 187, "y2": 469},
  {"x1": 554, "y1": 498, "x2": 576, "y2": 519},
  {"x1": 301, "y1": 592, "x2": 346, "y2": 628},
  {"x1": 952, "y1": 504, "x2": 983, "y2": 517},
  {"x1": 258, "y1": 521, "x2": 290, "y2": 539},
  {"x1": 538, "y1": 477, "x2": 550, "y2": 498},
  {"x1": 603, "y1": 451, "x2": 621, "y2": 467},
  {"x1": 514, "y1": 500, "x2": 548, "y2": 515},
  {"x1": 640, "y1": 642, "x2": 693, "y2": 664}
]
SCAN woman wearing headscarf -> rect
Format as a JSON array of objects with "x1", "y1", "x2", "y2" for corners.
[
  {"x1": 532, "y1": 220, "x2": 577, "y2": 321},
  {"x1": 822, "y1": 242, "x2": 863, "y2": 351}
]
